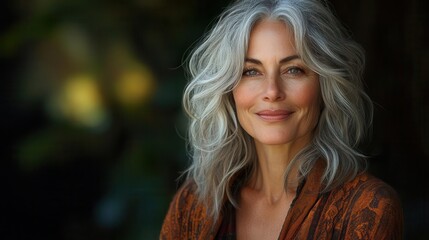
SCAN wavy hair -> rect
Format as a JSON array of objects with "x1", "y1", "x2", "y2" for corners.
[{"x1": 183, "y1": 0, "x2": 373, "y2": 220}]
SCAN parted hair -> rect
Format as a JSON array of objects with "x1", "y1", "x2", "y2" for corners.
[{"x1": 182, "y1": 0, "x2": 373, "y2": 220}]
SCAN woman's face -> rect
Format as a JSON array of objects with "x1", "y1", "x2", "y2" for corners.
[{"x1": 233, "y1": 19, "x2": 321, "y2": 147}]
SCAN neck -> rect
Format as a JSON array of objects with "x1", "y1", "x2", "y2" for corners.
[{"x1": 248, "y1": 140, "x2": 308, "y2": 204}]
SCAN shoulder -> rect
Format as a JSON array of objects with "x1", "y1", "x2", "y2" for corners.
[
  {"x1": 330, "y1": 172, "x2": 404, "y2": 239},
  {"x1": 340, "y1": 172, "x2": 398, "y2": 198},
  {"x1": 342, "y1": 172, "x2": 402, "y2": 211},
  {"x1": 160, "y1": 181, "x2": 217, "y2": 240},
  {"x1": 165, "y1": 180, "x2": 199, "y2": 214}
]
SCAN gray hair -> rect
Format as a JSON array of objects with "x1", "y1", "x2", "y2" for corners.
[{"x1": 183, "y1": 0, "x2": 373, "y2": 220}]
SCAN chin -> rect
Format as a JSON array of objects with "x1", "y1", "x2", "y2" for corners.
[
  {"x1": 253, "y1": 131, "x2": 314, "y2": 147},
  {"x1": 255, "y1": 136, "x2": 295, "y2": 146}
]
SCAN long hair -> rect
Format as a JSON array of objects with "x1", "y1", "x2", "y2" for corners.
[{"x1": 183, "y1": 0, "x2": 373, "y2": 220}]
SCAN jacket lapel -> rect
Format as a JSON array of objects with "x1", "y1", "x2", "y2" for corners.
[{"x1": 278, "y1": 160, "x2": 325, "y2": 239}]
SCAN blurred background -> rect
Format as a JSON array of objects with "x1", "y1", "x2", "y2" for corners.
[{"x1": 1, "y1": 0, "x2": 427, "y2": 239}]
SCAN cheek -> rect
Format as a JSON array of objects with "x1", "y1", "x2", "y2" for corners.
[
  {"x1": 291, "y1": 80, "x2": 322, "y2": 130},
  {"x1": 232, "y1": 86, "x2": 255, "y2": 132},
  {"x1": 292, "y1": 80, "x2": 321, "y2": 109},
  {"x1": 232, "y1": 84, "x2": 254, "y2": 111}
]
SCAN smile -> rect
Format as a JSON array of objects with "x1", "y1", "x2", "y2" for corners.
[{"x1": 256, "y1": 110, "x2": 294, "y2": 122}]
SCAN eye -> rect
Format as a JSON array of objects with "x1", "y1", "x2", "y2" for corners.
[
  {"x1": 242, "y1": 68, "x2": 260, "y2": 77},
  {"x1": 286, "y1": 67, "x2": 304, "y2": 75}
]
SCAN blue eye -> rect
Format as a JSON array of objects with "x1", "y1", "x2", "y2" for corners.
[
  {"x1": 243, "y1": 68, "x2": 260, "y2": 76},
  {"x1": 287, "y1": 67, "x2": 304, "y2": 75}
]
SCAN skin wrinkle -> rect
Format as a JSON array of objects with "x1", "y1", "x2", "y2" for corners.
[
  {"x1": 162, "y1": 0, "x2": 402, "y2": 238},
  {"x1": 232, "y1": 19, "x2": 322, "y2": 239}
]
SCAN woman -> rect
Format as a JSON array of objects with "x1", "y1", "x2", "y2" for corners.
[{"x1": 161, "y1": 0, "x2": 403, "y2": 239}]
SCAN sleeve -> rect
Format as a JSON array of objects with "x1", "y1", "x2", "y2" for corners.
[
  {"x1": 345, "y1": 179, "x2": 404, "y2": 240},
  {"x1": 159, "y1": 182, "x2": 216, "y2": 240},
  {"x1": 159, "y1": 182, "x2": 193, "y2": 240}
]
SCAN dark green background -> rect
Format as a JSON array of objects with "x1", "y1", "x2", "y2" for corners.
[{"x1": 1, "y1": 0, "x2": 428, "y2": 239}]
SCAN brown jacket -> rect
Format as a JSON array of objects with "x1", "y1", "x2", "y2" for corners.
[{"x1": 160, "y1": 163, "x2": 403, "y2": 239}]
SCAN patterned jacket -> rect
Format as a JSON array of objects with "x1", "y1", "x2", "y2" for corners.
[{"x1": 160, "y1": 161, "x2": 403, "y2": 239}]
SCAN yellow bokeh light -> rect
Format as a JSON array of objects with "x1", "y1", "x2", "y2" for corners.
[
  {"x1": 56, "y1": 74, "x2": 107, "y2": 128},
  {"x1": 115, "y1": 64, "x2": 156, "y2": 107}
]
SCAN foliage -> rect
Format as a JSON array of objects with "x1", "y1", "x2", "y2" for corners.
[{"x1": 2, "y1": 0, "x2": 227, "y2": 238}]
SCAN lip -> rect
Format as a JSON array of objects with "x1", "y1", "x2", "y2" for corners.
[{"x1": 256, "y1": 109, "x2": 294, "y2": 121}]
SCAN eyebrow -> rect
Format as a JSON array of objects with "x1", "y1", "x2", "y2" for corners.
[{"x1": 244, "y1": 55, "x2": 300, "y2": 64}]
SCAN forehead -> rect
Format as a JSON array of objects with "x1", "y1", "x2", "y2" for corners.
[{"x1": 247, "y1": 19, "x2": 297, "y2": 58}]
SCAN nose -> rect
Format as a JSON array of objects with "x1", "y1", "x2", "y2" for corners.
[{"x1": 263, "y1": 75, "x2": 285, "y2": 102}]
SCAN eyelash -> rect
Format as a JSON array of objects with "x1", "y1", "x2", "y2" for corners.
[
  {"x1": 242, "y1": 68, "x2": 260, "y2": 76},
  {"x1": 286, "y1": 67, "x2": 305, "y2": 75},
  {"x1": 242, "y1": 66, "x2": 305, "y2": 76}
]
